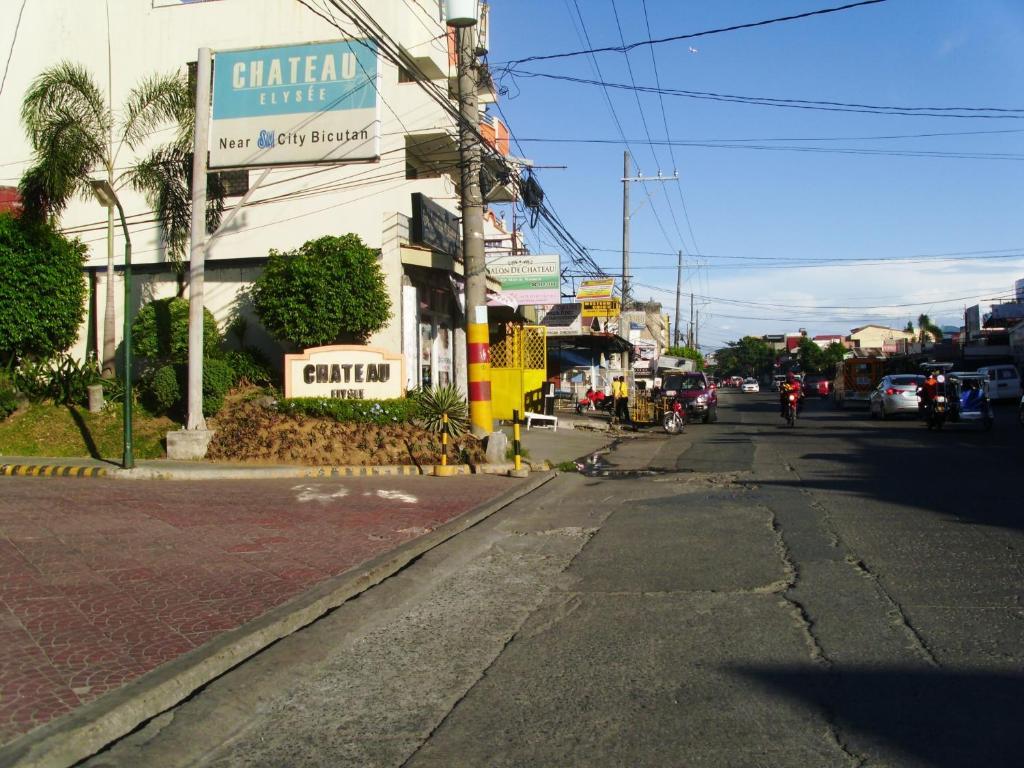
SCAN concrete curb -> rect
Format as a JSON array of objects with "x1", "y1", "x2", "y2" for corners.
[
  {"x1": 0, "y1": 462, "x2": 521, "y2": 481},
  {"x1": 0, "y1": 471, "x2": 556, "y2": 768}
]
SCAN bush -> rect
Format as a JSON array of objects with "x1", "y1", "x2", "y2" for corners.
[
  {"x1": 415, "y1": 384, "x2": 470, "y2": 438},
  {"x1": 148, "y1": 364, "x2": 181, "y2": 413},
  {"x1": 224, "y1": 348, "x2": 275, "y2": 388},
  {"x1": 0, "y1": 371, "x2": 19, "y2": 420},
  {"x1": 202, "y1": 357, "x2": 234, "y2": 416},
  {"x1": 0, "y1": 213, "x2": 87, "y2": 367},
  {"x1": 252, "y1": 234, "x2": 391, "y2": 349},
  {"x1": 11, "y1": 354, "x2": 101, "y2": 405},
  {"x1": 278, "y1": 396, "x2": 420, "y2": 425},
  {"x1": 132, "y1": 297, "x2": 220, "y2": 364}
]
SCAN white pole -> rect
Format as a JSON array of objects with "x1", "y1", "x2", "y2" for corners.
[{"x1": 187, "y1": 47, "x2": 212, "y2": 431}]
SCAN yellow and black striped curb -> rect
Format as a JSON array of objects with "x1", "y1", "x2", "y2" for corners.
[
  {"x1": 0, "y1": 463, "x2": 108, "y2": 478},
  {"x1": 305, "y1": 464, "x2": 473, "y2": 477}
]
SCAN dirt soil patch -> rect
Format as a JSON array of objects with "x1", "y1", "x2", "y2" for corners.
[{"x1": 207, "y1": 398, "x2": 487, "y2": 467}]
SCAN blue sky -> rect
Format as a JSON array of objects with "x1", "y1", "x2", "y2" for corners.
[{"x1": 489, "y1": 0, "x2": 1024, "y2": 349}]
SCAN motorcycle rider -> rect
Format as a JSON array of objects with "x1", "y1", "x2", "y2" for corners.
[
  {"x1": 918, "y1": 369, "x2": 940, "y2": 415},
  {"x1": 779, "y1": 371, "x2": 803, "y2": 418}
]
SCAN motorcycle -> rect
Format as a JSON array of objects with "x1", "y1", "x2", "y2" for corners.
[
  {"x1": 662, "y1": 399, "x2": 686, "y2": 434},
  {"x1": 784, "y1": 392, "x2": 799, "y2": 427},
  {"x1": 918, "y1": 376, "x2": 948, "y2": 430},
  {"x1": 575, "y1": 390, "x2": 614, "y2": 415}
]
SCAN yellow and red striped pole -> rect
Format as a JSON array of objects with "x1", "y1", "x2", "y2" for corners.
[{"x1": 467, "y1": 319, "x2": 493, "y2": 435}]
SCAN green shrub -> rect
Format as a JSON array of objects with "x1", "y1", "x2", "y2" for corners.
[
  {"x1": 202, "y1": 357, "x2": 234, "y2": 416},
  {"x1": 148, "y1": 364, "x2": 181, "y2": 413},
  {"x1": 132, "y1": 298, "x2": 220, "y2": 364},
  {"x1": 224, "y1": 348, "x2": 275, "y2": 388},
  {"x1": 0, "y1": 214, "x2": 87, "y2": 367},
  {"x1": 415, "y1": 384, "x2": 470, "y2": 438},
  {"x1": 11, "y1": 354, "x2": 101, "y2": 405},
  {"x1": 0, "y1": 372, "x2": 19, "y2": 420},
  {"x1": 252, "y1": 234, "x2": 391, "y2": 349},
  {"x1": 278, "y1": 396, "x2": 420, "y2": 424}
]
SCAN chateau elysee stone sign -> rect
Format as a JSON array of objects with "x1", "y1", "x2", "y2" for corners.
[{"x1": 284, "y1": 345, "x2": 405, "y2": 399}]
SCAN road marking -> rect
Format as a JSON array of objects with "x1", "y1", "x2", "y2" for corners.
[
  {"x1": 292, "y1": 484, "x2": 349, "y2": 503},
  {"x1": 376, "y1": 490, "x2": 418, "y2": 504}
]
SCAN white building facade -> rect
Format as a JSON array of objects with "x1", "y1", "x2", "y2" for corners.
[{"x1": 0, "y1": 0, "x2": 514, "y2": 394}]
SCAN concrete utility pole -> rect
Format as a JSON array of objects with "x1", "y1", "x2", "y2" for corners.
[
  {"x1": 455, "y1": 25, "x2": 493, "y2": 436},
  {"x1": 622, "y1": 151, "x2": 631, "y2": 307},
  {"x1": 689, "y1": 291, "x2": 694, "y2": 349},
  {"x1": 673, "y1": 249, "x2": 683, "y2": 348},
  {"x1": 622, "y1": 156, "x2": 678, "y2": 311}
]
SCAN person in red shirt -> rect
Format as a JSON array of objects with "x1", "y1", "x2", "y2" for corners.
[{"x1": 779, "y1": 371, "x2": 803, "y2": 417}]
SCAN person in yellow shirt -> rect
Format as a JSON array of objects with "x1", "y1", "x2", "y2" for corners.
[{"x1": 613, "y1": 375, "x2": 635, "y2": 430}]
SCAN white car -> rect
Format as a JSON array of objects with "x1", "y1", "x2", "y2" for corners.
[{"x1": 741, "y1": 378, "x2": 760, "y2": 393}]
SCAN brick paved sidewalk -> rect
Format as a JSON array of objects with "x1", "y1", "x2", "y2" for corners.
[{"x1": 0, "y1": 474, "x2": 522, "y2": 745}]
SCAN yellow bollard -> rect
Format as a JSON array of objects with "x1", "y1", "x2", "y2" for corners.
[
  {"x1": 513, "y1": 412, "x2": 522, "y2": 471},
  {"x1": 441, "y1": 412, "x2": 448, "y2": 467}
]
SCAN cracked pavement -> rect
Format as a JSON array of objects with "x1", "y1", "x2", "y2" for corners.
[{"x1": 83, "y1": 392, "x2": 1024, "y2": 768}]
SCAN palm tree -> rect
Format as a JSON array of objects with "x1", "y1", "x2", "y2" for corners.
[
  {"x1": 19, "y1": 62, "x2": 219, "y2": 375},
  {"x1": 916, "y1": 313, "x2": 943, "y2": 345}
]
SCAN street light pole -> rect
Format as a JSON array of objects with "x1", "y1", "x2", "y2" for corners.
[{"x1": 90, "y1": 180, "x2": 133, "y2": 469}]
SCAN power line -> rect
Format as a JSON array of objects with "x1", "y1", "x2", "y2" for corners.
[
  {"x1": 0, "y1": 0, "x2": 27, "y2": 96},
  {"x1": 582, "y1": 245, "x2": 1024, "y2": 263},
  {"x1": 506, "y1": 71, "x2": 1024, "y2": 120},
  {"x1": 497, "y1": 0, "x2": 890, "y2": 69},
  {"x1": 515, "y1": 136, "x2": 1024, "y2": 161}
]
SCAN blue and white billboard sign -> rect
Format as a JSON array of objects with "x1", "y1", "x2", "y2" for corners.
[{"x1": 210, "y1": 39, "x2": 380, "y2": 169}]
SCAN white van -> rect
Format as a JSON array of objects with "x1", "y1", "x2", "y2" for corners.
[{"x1": 976, "y1": 365, "x2": 1022, "y2": 401}]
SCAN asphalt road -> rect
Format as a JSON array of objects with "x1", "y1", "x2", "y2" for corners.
[{"x1": 84, "y1": 391, "x2": 1024, "y2": 768}]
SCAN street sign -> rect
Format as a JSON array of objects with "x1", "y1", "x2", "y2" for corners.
[
  {"x1": 581, "y1": 299, "x2": 621, "y2": 318},
  {"x1": 210, "y1": 39, "x2": 381, "y2": 169},
  {"x1": 576, "y1": 278, "x2": 615, "y2": 301}
]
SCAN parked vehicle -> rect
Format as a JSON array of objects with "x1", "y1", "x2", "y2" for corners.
[
  {"x1": 576, "y1": 387, "x2": 613, "y2": 414},
  {"x1": 771, "y1": 374, "x2": 786, "y2": 392},
  {"x1": 783, "y1": 390, "x2": 799, "y2": 427},
  {"x1": 976, "y1": 365, "x2": 1022, "y2": 402},
  {"x1": 662, "y1": 371, "x2": 718, "y2": 423},
  {"x1": 662, "y1": 399, "x2": 686, "y2": 434},
  {"x1": 802, "y1": 374, "x2": 832, "y2": 398},
  {"x1": 741, "y1": 377, "x2": 760, "y2": 393},
  {"x1": 869, "y1": 374, "x2": 923, "y2": 419},
  {"x1": 834, "y1": 356, "x2": 885, "y2": 408}
]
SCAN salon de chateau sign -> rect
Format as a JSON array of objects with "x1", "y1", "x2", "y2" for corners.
[{"x1": 284, "y1": 346, "x2": 404, "y2": 400}]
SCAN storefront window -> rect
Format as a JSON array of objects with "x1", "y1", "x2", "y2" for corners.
[{"x1": 416, "y1": 286, "x2": 455, "y2": 390}]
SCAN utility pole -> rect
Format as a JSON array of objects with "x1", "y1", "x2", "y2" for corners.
[
  {"x1": 454, "y1": 22, "x2": 493, "y2": 436},
  {"x1": 673, "y1": 249, "x2": 683, "y2": 348},
  {"x1": 689, "y1": 291, "x2": 694, "y2": 349},
  {"x1": 622, "y1": 151, "x2": 630, "y2": 307},
  {"x1": 695, "y1": 308, "x2": 700, "y2": 352},
  {"x1": 621, "y1": 154, "x2": 678, "y2": 311}
]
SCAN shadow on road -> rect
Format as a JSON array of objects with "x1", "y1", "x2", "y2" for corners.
[
  {"x1": 723, "y1": 393, "x2": 1024, "y2": 532},
  {"x1": 733, "y1": 665, "x2": 1024, "y2": 767}
]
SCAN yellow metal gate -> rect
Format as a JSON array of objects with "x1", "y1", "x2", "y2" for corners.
[{"x1": 490, "y1": 324, "x2": 548, "y2": 421}]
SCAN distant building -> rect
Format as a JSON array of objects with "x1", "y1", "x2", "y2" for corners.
[
  {"x1": 812, "y1": 334, "x2": 844, "y2": 348},
  {"x1": 847, "y1": 325, "x2": 915, "y2": 353}
]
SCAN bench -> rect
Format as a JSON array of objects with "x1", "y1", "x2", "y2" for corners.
[{"x1": 525, "y1": 412, "x2": 558, "y2": 431}]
